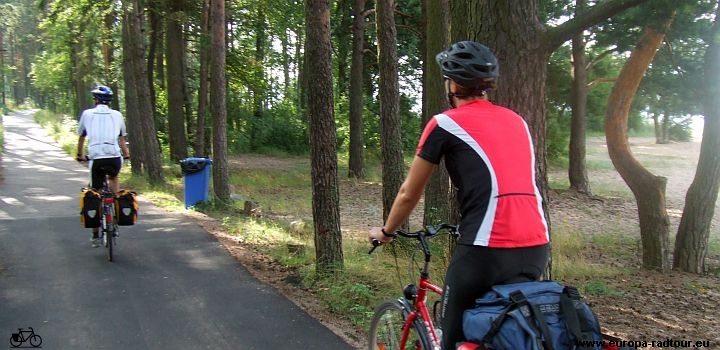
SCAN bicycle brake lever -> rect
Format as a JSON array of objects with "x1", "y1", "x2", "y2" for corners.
[{"x1": 368, "y1": 239, "x2": 382, "y2": 254}]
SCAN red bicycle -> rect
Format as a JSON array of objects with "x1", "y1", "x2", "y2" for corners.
[
  {"x1": 367, "y1": 223, "x2": 457, "y2": 350},
  {"x1": 367, "y1": 224, "x2": 633, "y2": 350},
  {"x1": 78, "y1": 157, "x2": 120, "y2": 261}
]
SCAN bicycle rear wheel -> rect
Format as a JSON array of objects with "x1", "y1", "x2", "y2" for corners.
[{"x1": 368, "y1": 300, "x2": 432, "y2": 350}]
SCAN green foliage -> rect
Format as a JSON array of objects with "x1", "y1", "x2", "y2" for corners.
[
  {"x1": 546, "y1": 108, "x2": 570, "y2": 165},
  {"x1": 710, "y1": 237, "x2": 720, "y2": 277},
  {"x1": 0, "y1": 114, "x2": 4, "y2": 152},
  {"x1": 307, "y1": 275, "x2": 375, "y2": 326},
  {"x1": 667, "y1": 117, "x2": 693, "y2": 142},
  {"x1": 225, "y1": 97, "x2": 309, "y2": 155},
  {"x1": 32, "y1": 110, "x2": 79, "y2": 155},
  {"x1": 29, "y1": 0, "x2": 120, "y2": 115}
]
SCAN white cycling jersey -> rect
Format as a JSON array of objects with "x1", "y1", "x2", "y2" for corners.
[{"x1": 77, "y1": 104, "x2": 127, "y2": 159}]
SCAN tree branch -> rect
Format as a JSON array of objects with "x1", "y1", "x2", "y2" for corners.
[
  {"x1": 586, "y1": 47, "x2": 617, "y2": 71},
  {"x1": 544, "y1": 0, "x2": 650, "y2": 52}
]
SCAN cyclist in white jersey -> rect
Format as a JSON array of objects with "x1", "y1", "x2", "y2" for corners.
[{"x1": 76, "y1": 85, "x2": 130, "y2": 247}]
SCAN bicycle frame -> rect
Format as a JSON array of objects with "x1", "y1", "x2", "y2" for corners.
[
  {"x1": 407, "y1": 276, "x2": 443, "y2": 349},
  {"x1": 102, "y1": 192, "x2": 114, "y2": 226},
  {"x1": 14, "y1": 328, "x2": 34, "y2": 341}
]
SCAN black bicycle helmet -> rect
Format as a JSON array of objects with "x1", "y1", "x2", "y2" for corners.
[{"x1": 435, "y1": 41, "x2": 499, "y2": 89}]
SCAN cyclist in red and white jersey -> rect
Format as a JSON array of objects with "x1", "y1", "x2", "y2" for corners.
[{"x1": 369, "y1": 41, "x2": 550, "y2": 349}]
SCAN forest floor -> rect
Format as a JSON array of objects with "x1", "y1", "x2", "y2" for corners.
[{"x1": 192, "y1": 136, "x2": 720, "y2": 350}]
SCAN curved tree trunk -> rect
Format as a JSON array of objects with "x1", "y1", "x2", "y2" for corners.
[
  {"x1": 673, "y1": 11, "x2": 720, "y2": 273},
  {"x1": 605, "y1": 10, "x2": 675, "y2": 272}
]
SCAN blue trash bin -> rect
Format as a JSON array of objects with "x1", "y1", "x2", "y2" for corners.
[{"x1": 180, "y1": 157, "x2": 212, "y2": 208}]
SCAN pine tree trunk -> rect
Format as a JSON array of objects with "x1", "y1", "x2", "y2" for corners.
[
  {"x1": 568, "y1": 0, "x2": 591, "y2": 195},
  {"x1": 673, "y1": 13, "x2": 720, "y2": 273},
  {"x1": 166, "y1": 2, "x2": 188, "y2": 162},
  {"x1": 422, "y1": 0, "x2": 455, "y2": 226},
  {"x1": 209, "y1": 0, "x2": 230, "y2": 201},
  {"x1": 376, "y1": 0, "x2": 406, "y2": 226},
  {"x1": 194, "y1": 0, "x2": 210, "y2": 157},
  {"x1": 250, "y1": 9, "x2": 266, "y2": 151},
  {"x1": 305, "y1": 0, "x2": 344, "y2": 273},
  {"x1": 348, "y1": 0, "x2": 366, "y2": 179},
  {"x1": 122, "y1": 0, "x2": 164, "y2": 184}
]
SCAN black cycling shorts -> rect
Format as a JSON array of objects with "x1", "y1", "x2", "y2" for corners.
[{"x1": 90, "y1": 157, "x2": 122, "y2": 189}]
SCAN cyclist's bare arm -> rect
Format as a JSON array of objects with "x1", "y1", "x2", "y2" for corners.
[
  {"x1": 77, "y1": 135, "x2": 86, "y2": 160},
  {"x1": 119, "y1": 135, "x2": 130, "y2": 159}
]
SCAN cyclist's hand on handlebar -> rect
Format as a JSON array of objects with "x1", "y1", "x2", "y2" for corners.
[
  {"x1": 368, "y1": 227, "x2": 394, "y2": 245},
  {"x1": 369, "y1": 227, "x2": 399, "y2": 254}
]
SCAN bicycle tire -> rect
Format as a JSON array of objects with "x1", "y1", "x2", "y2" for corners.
[
  {"x1": 107, "y1": 228, "x2": 113, "y2": 261},
  {"x1": 368, "y1": 300, "x2": 432, "y2": 350},
  {"x1": 29, "y1": 334, "x2": 42, "y2": 347},
  {"x1": 103, "y1": 206, "x2": 114, "y2": 262},
  {"x1": 106, "y1": 222, "x2": 114, "y2": 262},
  {"x1": 10, "y1": 336, "x2": 22, "y2": 347}
]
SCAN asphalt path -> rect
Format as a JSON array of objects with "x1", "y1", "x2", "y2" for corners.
[{"x1": 0, "y1": 110, "x2": 354, "y2": 349}]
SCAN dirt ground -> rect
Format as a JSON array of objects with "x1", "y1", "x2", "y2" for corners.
[{"x1": 194, "y1": 137, "x2": 719, "y2": 350}]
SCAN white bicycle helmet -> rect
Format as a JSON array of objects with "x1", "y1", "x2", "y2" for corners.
[{"x1": 91, "y1": 85, "x2": 113, "y2": 102}]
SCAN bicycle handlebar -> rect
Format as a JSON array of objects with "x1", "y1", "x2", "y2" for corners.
[{"x1": 369, "y1": 223, "x2": 458, "y2": 254}]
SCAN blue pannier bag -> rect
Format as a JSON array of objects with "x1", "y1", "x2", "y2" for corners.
[{"x1": 463, "y1": 281, "x2": 603, "y2": 350}]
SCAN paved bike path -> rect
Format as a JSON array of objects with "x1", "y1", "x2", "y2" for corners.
[{"x1": 0, "y1": 110, "x2": 354, "y2": 349}]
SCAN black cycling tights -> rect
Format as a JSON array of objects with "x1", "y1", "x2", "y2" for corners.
[
  {"x1": 90, "y1": 157, "x2": 122, "y2": 189},
  {"x1": 439, "y1": 243, "x2": 549, "y2": 349}
]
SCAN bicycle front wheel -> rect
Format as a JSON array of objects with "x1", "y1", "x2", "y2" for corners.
[
  {"x1": 368, "y1": 300, "x2": 432, "y2": 350},
  {"x1": 29, "y1": 335, "x2": 42, "y2": 347},
  {"x1": 106, "y1": 225, "x2": 114, "y2": 262},
  {"x1": 105, "y1": 209, "x2": 114, "y2": 262}
]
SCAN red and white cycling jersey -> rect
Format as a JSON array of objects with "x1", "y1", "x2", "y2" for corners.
[{"x1": 417, "y1": 99, "x2": 549, "y2": 248}]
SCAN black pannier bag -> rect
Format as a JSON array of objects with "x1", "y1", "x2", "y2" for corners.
[
  {"x1": 115, "y1": 189, "x2": 138, "y2": 225},
  {"x1": 80, "y1": 187, "x2": 102, "y2": 228}
]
